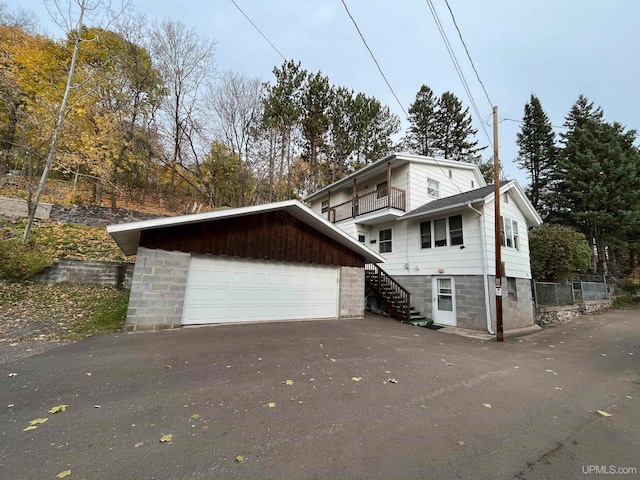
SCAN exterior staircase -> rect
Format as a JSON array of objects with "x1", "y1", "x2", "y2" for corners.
[{"x1": 365, "y1": 264, "x2": 432, "y2": 326}]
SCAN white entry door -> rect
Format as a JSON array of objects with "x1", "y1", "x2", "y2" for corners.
[
  {"x1": 182, "y1": 256, "x2": 339, "y2": 325},
  {"x1": 432, "y1": 277, "x2": 456, "y2": 326}
]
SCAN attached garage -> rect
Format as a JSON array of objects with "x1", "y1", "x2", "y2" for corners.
[
  {"x1": 107, "y1": 200, "x2": 384, "y2": 330},
  {"x1": 182, "y1": 256, "x2": 339, "y2": 324}
]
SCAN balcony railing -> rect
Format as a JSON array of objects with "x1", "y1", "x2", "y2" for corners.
[{"x1": 329, "y1": 187, "x2": 406, "y2": 223}]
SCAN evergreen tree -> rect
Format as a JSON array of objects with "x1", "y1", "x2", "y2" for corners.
[
  {"x1": 405, "y1": 85, "x2": 438, "y2": 156},
  {"x1": 553, "y1": 95, "x2": 640, "y2": 273},
  {"x1": 515, "y1": 94, "x2": 557, "y2": 216},
  {"x1": 433, "y1": 91, "x2": 484, "y2": 161}
]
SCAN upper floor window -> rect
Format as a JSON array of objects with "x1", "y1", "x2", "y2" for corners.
[
  {"x1": 427, "y1": 178, "x2": 440, "y2": 199},
  {"x1": 420, "y1": 215, "x2": 463, "y2": 249},
  {"x1": 379, "y1": 229, "x2": 392, "y2": 253},
  {"x1": 501, "y1": 216, "x2": 520, "y2": 250},
  {"x1": 321, "y1": 200, "x2": 329, "y2": 214},
  {"x1": 377, "y1": 181, "x2": 388, "y2": 199}
]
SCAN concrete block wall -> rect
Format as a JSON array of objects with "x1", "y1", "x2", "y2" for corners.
[
  {"x1": 488, "y1": 276, "x2": 535, "y2": 330},
  {"x1": 453, "y1": 275, "x2": 488, "y2": 330},
  {"x1": 0, "y1": 197, "x2": 52, "y2": 219},
  {"x1": 393, "y1": 275, "x2": 431, "y2": 319},
  {"x1": 31, "y1": 258, "x2": 134, "y2": 289},
  {"x1": 126, "y1": 247, "x2": 190, "y2": 331},
  {"x1": 338, "y1": 267, "x2": 365, "y2": 318}
]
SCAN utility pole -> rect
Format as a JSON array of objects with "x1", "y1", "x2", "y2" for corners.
[{"x1": 493, "y1": 105, "x2": 504, "y2": 342}]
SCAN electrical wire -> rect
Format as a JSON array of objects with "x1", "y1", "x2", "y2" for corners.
[
  {"x1": 230, "y1": 0, "x2": 286, "y2": 62},
  {"x1": 424, "y1": 0, "x2": 493, "y2": 148},
  {"x1": 340, "y1": 0, "x2": 409, "y2": 119},
  {"x1": 443, "y1": 0, "x2": 493, "y2": 109}
]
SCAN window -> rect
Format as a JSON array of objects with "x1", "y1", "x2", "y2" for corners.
[
  {"x1": 420, "y1": 222, "x2": 432, "y2": 249},
  {"x1": 502, "y1": 192, "x2": 509, "y2": 204},
  {"x1": 427, "y1": 178, "x2": 440, "y2": 199},
  {"x1": 358, "y1": 234, "x2": 366, "y2": 244},
  {"x1": 379, "y1": 229, "x2": 392, "y2": 253},
  {"x1": 420, "y1": 215, "x2": 464, "y2": 249},
  {"x1": 434, "y1": 218, "x2": 447, "y2": 247},
  {"x1": 449, "y1": 215, "x2": 463, "y2": 245},
  {"x1": 321, "y1": 200, "x2": 329, "y2": 214},
  {"x1": 507, "y1": 277, "x2": 517, "y2": 302},
  {"x1": 501, "y1": 216, "x2": 520, "y2": 250},
  {"x1": 377, "y1": 181, "x2": 388, "y2": 199},
  {"x1": 471, "y1": 180, "x2": 475, "y2": 188},
  {"x1": 448, "y1": 169, "x2": 453, "y2": 178}
]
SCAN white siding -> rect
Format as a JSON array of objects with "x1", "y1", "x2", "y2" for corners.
[
  {"x1": 483, "y1": 191, "x2": 533, "y2": 279},
  {"x1": 407, "y1": 163, "x2": 481, "y2": 211}
]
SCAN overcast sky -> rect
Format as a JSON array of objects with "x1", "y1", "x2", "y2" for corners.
[{"x1": 16, "y1": 0, "x2": 640, "y2": 186}]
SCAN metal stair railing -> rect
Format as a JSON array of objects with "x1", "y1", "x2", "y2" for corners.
[{"x1": 365, "y1": 263, "x2": 411, "y2": 322}]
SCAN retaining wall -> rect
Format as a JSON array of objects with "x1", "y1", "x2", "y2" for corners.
[{"x1": 31, "y1": 258, "x2": 134, "y2": 289}]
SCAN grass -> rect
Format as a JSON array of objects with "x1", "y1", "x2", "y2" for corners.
[{"x1": 71, "y1": 289, "x2": 129, "y2": 337}]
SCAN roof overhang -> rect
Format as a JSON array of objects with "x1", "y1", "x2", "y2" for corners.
[
  {"x1": 304, "y1": 152, "x2": 486, "y2": 202},
  {"x1": 107, "y1": 200, "x2": 386, "y2": 264}
]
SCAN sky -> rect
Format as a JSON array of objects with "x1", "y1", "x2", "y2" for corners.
[{"x1": 14, "y1": 0, "x2": 640, "y2": 187}]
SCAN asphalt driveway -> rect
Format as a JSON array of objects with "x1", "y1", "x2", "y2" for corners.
[{"x1": 1, "y1": 311, "x2": 639, "y2": 479}]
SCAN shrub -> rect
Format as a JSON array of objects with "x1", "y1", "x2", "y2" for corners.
[
  {"x1": 0, "y1": 236, "x2": 53, "y2": 281},
  {"x1": 530, "y1": 224, "x2": 592, "y2": 282}
]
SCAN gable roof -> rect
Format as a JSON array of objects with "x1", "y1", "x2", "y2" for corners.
[
  {"x1": 106, "y1": 199, "x2": 386, "y2": 263},
  {"x1": 304, "y1": 152, "x2": 486, "y2": 202},
  {"x1": 400, "y1": 180, "x2": 543, "y2": 226}
]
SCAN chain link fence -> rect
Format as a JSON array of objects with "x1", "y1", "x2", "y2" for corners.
[{"x1": 534, "y1": 281, "x2": 610, "y2": 307}]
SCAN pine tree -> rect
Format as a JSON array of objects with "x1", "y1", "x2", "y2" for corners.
[
  {"x1": 553, "y1": 95, "x2": 640, "y2": 273},
  {"x1": 433, "y1": 91, "x2": 484, "y2": 161},
  {"x1": 404, "y1": 85, "x2": 438, "y2": 156},
  {"x1": 515, "y1": 94, "x2": 557, "y2": 216}
]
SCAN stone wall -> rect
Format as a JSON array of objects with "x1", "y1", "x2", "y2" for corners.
[
  {"x1": 536, "y1": 300, "x2": 612, "y2": 326},
  {"x1": 125, "y1": 247, "x2": 190, "y2": 331},
  {"x1": 50, "y1": 204, "x2": 161, "y2": 226},
  {"x1": 0, "y1": 197, "x2": 52, "y2": 219},
  {"x1": 31, "y1": 258, "x2": 134, "y2": 289},
  {"x1": 338, "y1": 267, "x2": 365, "y2": 318}
]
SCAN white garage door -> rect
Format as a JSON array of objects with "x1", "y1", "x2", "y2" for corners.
[{"x1": 182, "y1": 255, "x2": 339, "y2": 325}]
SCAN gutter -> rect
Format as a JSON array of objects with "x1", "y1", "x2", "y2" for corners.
[{"x1": 467, "y1": 204, "x2": 494, "y2": 335}]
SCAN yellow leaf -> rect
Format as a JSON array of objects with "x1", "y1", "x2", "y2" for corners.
[
  {"x1": 352, "y1": 377, "x2": 362, "y2": 382},
  {"x1": 49, "y1": 405, "x2": 68, "y2": 414},
  {"x1": 330, "y1": 358, "x2": 336, "y2": 363},
  {"x1": 160, "y1": 434, "x2": 173, "y2": 443},
  {"x1": 30, "y1": 418, "x2": 48, "y2": 426},
  {"x1": 545, "y1": 369, "x2": 553, "y2": 373},
  {"x1": 385, "y1": 370, "x2": 392, "y2": 374},
  {"x1": 8, "y1": 373, "x2": 17, "y2": 377},
  {"x1": 555, "y1": 387, "x2": 563, "y2": 390},
  {"x1": 483, "y1": 403, "x2": 492, "y2": 408},
  {"x1": 388, "y1": 378, "x2": 398, "y2": 384},
  {"x1": 284, "y1": 380, "x2": 294, "y2": 386},
  {"x1": 86, "y1": 373, "x2": 92, "y2": 376},
  {"x1": 235, "y1": 455, "x2": 244, "y2": 462},
  {"x1": 23, "y1": 425, "x2": 37, "y2": 432},
  {"x1": 596, "y1": 410, "x2": 612, "y2": 417},
  {"x1": 268, "y1": 402, "x2": 276, "y2": 408},
  {"x1": 56, "y1": 470, "x2": 71, "y2": 478}
]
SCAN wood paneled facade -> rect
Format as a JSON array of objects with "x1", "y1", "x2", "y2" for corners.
[{"x1": 139, "y1": 210, "x2": 364, "y2": 268}]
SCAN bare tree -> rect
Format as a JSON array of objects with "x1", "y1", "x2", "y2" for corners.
[
  {"x1": 150, "y1": 19, "x2": 215, "y2": 210},
  {"x1": 23, "y1": 0, "x2": 130, "y2": 241},
  {"x1": 0, "y1": 2, "x2": 38, "y2": 31}
]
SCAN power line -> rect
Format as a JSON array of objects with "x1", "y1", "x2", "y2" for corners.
[
  {"x1": 424, "y1": 0, "x2": 493, "y2": 148},
  {"x1": 340, "y1": 0, "x2": 409, "y2": 119},
  {"x1": 443, "y1": 0, "x2": 493, "y2": 109},
  {"x1": 229, "y1": 0, "x2": 286, "y2": 62}
]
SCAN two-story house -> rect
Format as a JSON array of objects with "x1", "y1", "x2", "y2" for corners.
[{"x1": 305, "y1": 152, "x2": 542, "y2": 333}]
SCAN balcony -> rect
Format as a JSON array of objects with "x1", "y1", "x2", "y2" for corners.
[{"x1": 329, "y1": 187, "x2": 406, "y2": 223}]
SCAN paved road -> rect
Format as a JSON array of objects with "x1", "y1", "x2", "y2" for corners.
[{"x1": 1, "y1": 309, "x2": 638, "y2": 479}]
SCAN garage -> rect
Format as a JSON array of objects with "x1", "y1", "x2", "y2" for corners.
[
  {"x1": 182, "y1": 256, "x2": 339, "y2": 324},
  {"x1": 107, "y1": 200, "x2": 384, "y2": 331}
]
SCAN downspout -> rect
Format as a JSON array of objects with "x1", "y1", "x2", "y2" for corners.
[{"x1": 468, "y1": 204, "x2": 494, "y2": 335}]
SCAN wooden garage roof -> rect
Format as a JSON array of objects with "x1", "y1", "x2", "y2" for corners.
[{"x1": 107, "y1": 200, "x2": 385, "y2": 265}]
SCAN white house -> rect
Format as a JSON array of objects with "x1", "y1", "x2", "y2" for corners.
[{"x1": 304, "y1": 152, "x2": 543, "y2": 333}]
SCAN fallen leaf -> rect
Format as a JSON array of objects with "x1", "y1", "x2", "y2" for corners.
[
  {"x1": 165, "y1": 366, "x2": 172, "y2": 369},
  {"x1": 191, "y1": 414, "x2": 200, "y2": 420},
  {"x1": 457, "y1": 440, "x2": 465, "y2": 446},
  {"x1": 483, "y1": 403, "x2": 492, "y2": 408},
  {"x1": 352, "y1": 377, "x2": 362, "y2": 382},
  {"x1": 545, "y1": 369, "x2": 554, "y2": 373},
  {"x1": 23, "y1": 425, "x2": 37, "y2": 432},
  {"x1": 94, "y1": 405, "x2": 101, "y2": 409},
  {"x1": 86, "y1": 373, "x2": 92, "y2": 376},
  {"x1": 596, "y1": 410, "x2": 612, "y2": 417},
  {"x1": 268, "y1": 402, "x2": 276, "y2": 408},
  {"x1": 30, "y1": 418, "x2": 48, "y2": 426},
  {"x1": 9, "y1": 343, "x2": 17, "y2": 347},
  {"x1": 236, "y1": 455, "x2": 244, "y2": 462},
  {"x1": 446, "y1": 363, "x2": 453, "y2": 367},
  {"x1": 56, "y1": 470, "x2": 71, "y2": 478},
  {"x1": 330, "y1": 358, "x2": 336, "y2": 363},
  {"x1": 49, "y1": 405, "x2": 68, "y2": 414},
  {"x1": 555, "y1": 387, "x2": 563, "y2": 390},
  {"x1": 514, "y1": 366, "x2": 520, "y2": 369},
  {"x1": 284, "y1": 380, "x2": 294, "y2": 386},
  {"x1": 388, "y1": 378, "x2": 398, "y2": 384},
  {"x1": 160, "y1": 434, "x2": 173, "y2": 443},
  {"x1": 600, "y1": 353, "x2": 606, "y2": 356},
  {"x1": 420, "y1": 404, "x2": 426, "y2": 409},
  {"x1": 8, "y1": 373, "x2": 17, "y2": 377},
  {"x1": 385, "y1": 370, "x2": 392, "y2": 374},
  {"x1": 626, "y1": 396, "x2": 632, "y2": 399},
  {"x1": 134, "y1": 442, "x2": 144, "y2": 448}
]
